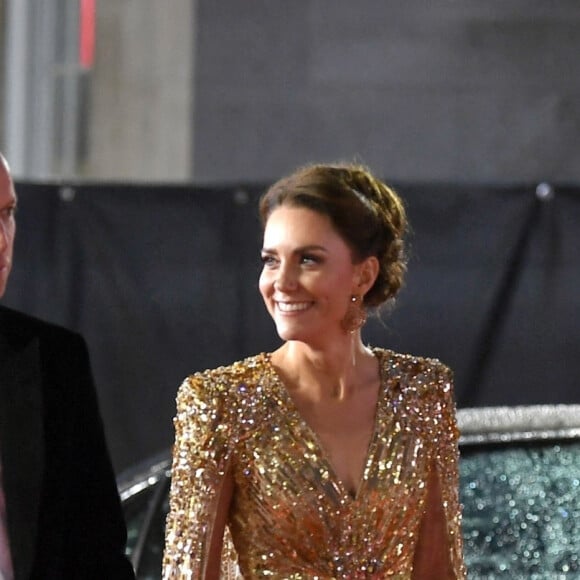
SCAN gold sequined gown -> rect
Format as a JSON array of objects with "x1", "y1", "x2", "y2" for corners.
[{"x1": 163, "y1": 349, "x2": 466, "y2": 579}]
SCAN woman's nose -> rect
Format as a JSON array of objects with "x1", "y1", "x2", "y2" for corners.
[{"x1": 274, "y1": 262, "x2": 298, "y2": 291}]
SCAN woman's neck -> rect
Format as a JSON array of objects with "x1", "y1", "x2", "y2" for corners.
[{"x1": 272, "y1": 337, "x2": 377, "y2": 402}]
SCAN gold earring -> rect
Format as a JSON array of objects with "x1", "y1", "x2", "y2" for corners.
[{"x1": 341, "y1": 295, "x2": 367, "y2": 333}]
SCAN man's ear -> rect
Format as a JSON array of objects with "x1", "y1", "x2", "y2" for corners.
[{"x1": 354, "y1": 256, "x2": 379, "y2": 296}]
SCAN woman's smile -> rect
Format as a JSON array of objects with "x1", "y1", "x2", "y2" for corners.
[{"x1": 275, "y1": 300, "x2": 314, "y2": 313}]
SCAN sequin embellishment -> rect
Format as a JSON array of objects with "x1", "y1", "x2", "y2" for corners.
[{"x1": 163, "y1": 349, "x2": 466, "y2": 579}]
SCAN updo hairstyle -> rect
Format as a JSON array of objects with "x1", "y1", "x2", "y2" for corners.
[{"x1": 259, "y1": 163, "x2": 408, "y2": 308}]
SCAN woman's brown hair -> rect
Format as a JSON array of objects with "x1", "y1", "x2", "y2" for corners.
[{"x1": 259, "y1": 163, "x2": 408, "y2": 308}]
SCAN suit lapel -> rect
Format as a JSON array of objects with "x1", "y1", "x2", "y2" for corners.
[{"x1": 0, "y1": 331, "x2": 44, "y2": 580}]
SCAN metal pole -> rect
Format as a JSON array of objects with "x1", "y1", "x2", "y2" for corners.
[
  {"x1": 30, "y1": 0, "x2": 58, "y2": 177},
  {"x1": 3, "y1": 0, "x2": 31, "y2": 177},
  {"x1": 3, "y1": 0, "x2": 78, "y2": 179},
  {"x1": 60, "y1": 0, "x2": 80, "y2": 178}
]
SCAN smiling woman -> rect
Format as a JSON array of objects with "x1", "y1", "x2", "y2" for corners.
[
  {"x1": 259, "y1": 206, "x2": 369, "y2": 348},
  {"x1": 162, "y1": 163, "x2": 466, "y2": 579}
]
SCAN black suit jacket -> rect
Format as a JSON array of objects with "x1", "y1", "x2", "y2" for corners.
[{"x1": 0, "y1": 305, "x2": 135, "y2": 579}]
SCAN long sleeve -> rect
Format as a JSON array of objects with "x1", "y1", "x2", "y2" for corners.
[
  {"x1": 163, "y1": 374, "x2": 234, "y2": 579},
  {"x1": 432, "y1": 367, "x2": 466, "y2": 580}
]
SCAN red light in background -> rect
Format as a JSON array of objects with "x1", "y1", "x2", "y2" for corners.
[{"x1": 79, "y1": 0, "x2": 96, "y2": 70}]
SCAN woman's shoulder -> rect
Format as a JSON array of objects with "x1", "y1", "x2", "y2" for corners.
[
  {"x1": 374, "y1": 347, "x2": 454, "y2": 405},
  {"x1": 175, "y1": 353, "x2": 274, "y2": 439},
  {"x1": 190, "y1": 352, "x2": 269, "y2": 383},
  {"x1": 177, "y1": 352, "x2": 272, "y2": 408},
  {"x1": 374, "y1": 347, "x2": 452, "y2": 380},
  {"x1": 374, "y1": 349, "x2": 458, "y2": 433}
]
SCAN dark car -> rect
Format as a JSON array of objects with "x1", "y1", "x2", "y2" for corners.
[{"x1": 119, "y1": 404, "x2": 580, "y2": 579}]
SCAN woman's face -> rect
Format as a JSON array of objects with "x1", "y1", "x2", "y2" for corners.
[{"x1": 259, "y1": 205, "x2": 365, "y2": 347}]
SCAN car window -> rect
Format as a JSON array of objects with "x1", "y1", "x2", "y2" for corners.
[{"x1": 461, "y1": 439, "x2": 580, "y2": 578}]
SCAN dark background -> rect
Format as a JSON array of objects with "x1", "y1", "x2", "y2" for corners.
[{"x1": 3, "y1": 181, "x2": 579, "y2": 473}]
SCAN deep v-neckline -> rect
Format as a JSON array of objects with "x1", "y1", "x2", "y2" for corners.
[{"x1": 264, "y1": 349, "x2": 388, "y2": 502}]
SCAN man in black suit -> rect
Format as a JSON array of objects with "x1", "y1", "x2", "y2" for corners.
[{"x1": 0, "y1": 153, "x2": 135, "y2": 579}]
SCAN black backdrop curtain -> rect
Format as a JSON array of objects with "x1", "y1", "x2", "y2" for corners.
[{"x1": 4, "y1": 182, "x2": 579, "y2": 472}]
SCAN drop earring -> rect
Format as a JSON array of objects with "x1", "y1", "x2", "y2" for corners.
[{"x1": 341, "y1": 295, "x2": 367, "y2": 334}]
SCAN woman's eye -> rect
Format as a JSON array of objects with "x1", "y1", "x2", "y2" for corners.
[
  {"x1": 301, "y1": 254, "x2": 321, "y2": 265},
  {"x1": 260, "y1": 255, "x2": 278, "y2": 267}
]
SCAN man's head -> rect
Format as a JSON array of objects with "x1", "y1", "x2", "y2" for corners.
[{"x1": 0, "y1": 154, "x2": 17, "y2": 298}]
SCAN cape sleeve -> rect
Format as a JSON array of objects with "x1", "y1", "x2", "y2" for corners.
[
  {"x1": 433, "y1": 365, "x2": 467, "y2": 579},
  {"x1": 162, "y1": 373, "x2": 235, "y2": 579}
]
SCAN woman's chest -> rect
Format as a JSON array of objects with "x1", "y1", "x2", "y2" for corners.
[{"x1": 233, "y1": 398, "x2": 433, "y2": 506}]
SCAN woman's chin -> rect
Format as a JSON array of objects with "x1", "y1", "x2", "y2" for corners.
[{"x1": 274, "y1": 323, "x2": 310, "y2": 343}]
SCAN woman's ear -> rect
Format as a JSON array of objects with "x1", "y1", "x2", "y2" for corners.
[{"x1": 354, "y1": 256, "x2": 379, "y2": 296}]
